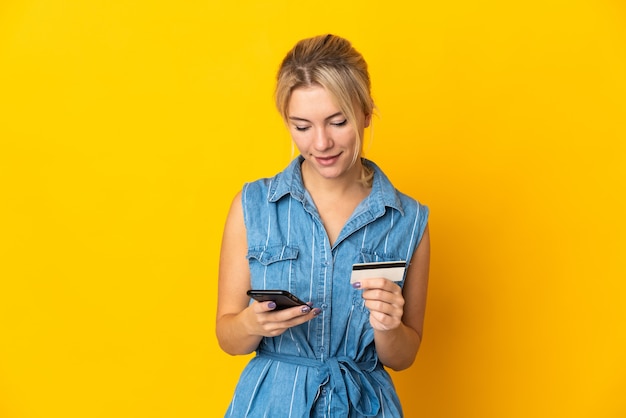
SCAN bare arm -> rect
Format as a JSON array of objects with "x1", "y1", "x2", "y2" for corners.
[
  {"x1": 216, "y1": 192, "x2": 320, "y2": 355},
  {"x1": 357, "y1": 224, "x2": 431, "y2": 370}
]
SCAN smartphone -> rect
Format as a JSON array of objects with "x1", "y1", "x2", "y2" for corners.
[{"x1": 247, "y1": 289, "x2": 308, "y2": 310}]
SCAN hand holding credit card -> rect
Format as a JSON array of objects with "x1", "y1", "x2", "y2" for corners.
[{"x1": 350, "y1": 261, "x2": 407, "y2": 284}]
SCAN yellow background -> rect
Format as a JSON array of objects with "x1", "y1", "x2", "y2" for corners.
[{"x1": 1, "y1": 1, "x2": 625, "y2": 417}]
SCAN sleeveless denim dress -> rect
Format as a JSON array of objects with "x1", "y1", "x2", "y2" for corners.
[{"x1": 226, "y1": 157, "x2": 429, "y2": 418}]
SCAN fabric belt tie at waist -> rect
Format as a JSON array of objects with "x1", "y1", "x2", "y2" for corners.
[{"x1": 257, "y1": 350, "x2": 381, "y2": 417}]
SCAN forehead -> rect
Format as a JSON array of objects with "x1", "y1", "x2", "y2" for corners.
[{"x1": 288, "y1": 86, "x2": 342, "y2": 115}]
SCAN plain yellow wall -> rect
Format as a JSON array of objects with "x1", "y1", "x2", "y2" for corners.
[{"x1": 1, "y1": 1, "x2": 625, "y2": 417}]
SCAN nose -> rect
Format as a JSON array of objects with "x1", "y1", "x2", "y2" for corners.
[{"x1": 313, "y1": 126, "x2": 333, "y2": 151}]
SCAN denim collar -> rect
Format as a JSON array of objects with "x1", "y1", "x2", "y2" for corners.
[{"x1": 267, "y1": 156, "x2": 405, "y2": 217}]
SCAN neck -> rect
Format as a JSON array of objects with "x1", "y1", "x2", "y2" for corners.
[{"x1": 301, "y1": 159, "x2": 365, "y2": 195}]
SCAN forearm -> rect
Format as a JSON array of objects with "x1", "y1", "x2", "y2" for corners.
[
  {"x1": 216, "y1": 310, "x2": 263, "y2": 356},
  {"x1": 374, "y1": 323, "x2": 421, "y2": 371}
]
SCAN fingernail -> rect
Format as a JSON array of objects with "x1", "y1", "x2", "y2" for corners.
[
  {"x1": 268, "y1": 301, "x2": 277, "y2": 309},
  {"x1": 312, "y1": 308, "x2": 322, "y2": 316},
  {"x1": 352, "y1": 282, "x2": 361, "y2": 289},
  {"x1": 301, "y1": 305, "x2": 311, "y2": 314}
]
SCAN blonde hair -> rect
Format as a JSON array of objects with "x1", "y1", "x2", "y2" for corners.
[{"x1": 275, "y1": 34, "x2": 374, "y2": 185}]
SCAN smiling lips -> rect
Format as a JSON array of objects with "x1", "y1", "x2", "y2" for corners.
[{"x1": 315, "y1": 154, "x2": 341, "y2": 166}]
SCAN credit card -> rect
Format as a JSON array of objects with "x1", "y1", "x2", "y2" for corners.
[{"x1": 350, "y1": 261, "x2": 406, "y2": 283}]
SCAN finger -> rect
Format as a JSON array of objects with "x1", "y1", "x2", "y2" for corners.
[
  {"x1": 262, "y1": 307, "x2": 321, "y2": 334},
  {"x1": 364, "y1": 298, "x2": 403, "y2": 315},
  {"x1": 279, "y1": 304, "x2": 314, "y2": 315},
  {"x1": 260, "y1": 304, "x2": 320, "y2": 323},
  {"x1": 252, "y1": 300, "x2": 279, "y2": 313},
  {"x1": 362, "y1": 288, "x2": 404, "y2": 305},
  {"x1": 355, "y1": 277, "x2": 400, "y2": 291},
  {"x1": 283, "y1": 305, "x2": 321, "y2": 320}
]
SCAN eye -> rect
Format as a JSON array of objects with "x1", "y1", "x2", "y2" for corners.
[
  {"x1": 331, "y1": 119, "x2": 348, "y2": 127},
  {"x1": 295, "y1": 125, "x2": 310, "y2": 132}
]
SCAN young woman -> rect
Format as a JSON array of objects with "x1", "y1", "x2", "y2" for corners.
[{"x1": 216, "y1": 34, "x2": 430, "y2": 417}]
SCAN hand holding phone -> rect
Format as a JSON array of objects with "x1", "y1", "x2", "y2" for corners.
[{"x1": 247, "y1": 289, "x2": 308, "y2": 311}]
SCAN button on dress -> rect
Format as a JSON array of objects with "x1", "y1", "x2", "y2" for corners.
[{"x1": 225, "y1": 157, "x2": 429, "y2": 418}]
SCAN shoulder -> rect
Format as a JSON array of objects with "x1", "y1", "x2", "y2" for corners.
[
  {"x1": 243, "y1": 157, "x2": 304, "y2": 204},
  {"x1": 242, "y1": 174, "x2": 279, "y2": 207},
  {"x1": 396, "y1": 189, "x2": 429, "y2": 218},
  {"x1": 223, "y1": 190, "x2": 245, "y2": 240}
]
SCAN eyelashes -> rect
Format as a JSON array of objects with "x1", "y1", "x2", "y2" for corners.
[
  {"x1": 331, "y1": 119, "x2": 348, "y2": 127},
  {"x1": 294, "y1": 119, "x2": 348, "y2": 132}
]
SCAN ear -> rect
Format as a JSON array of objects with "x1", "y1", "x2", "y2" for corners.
[{"x1": 364, "y1": 113, "x2": 372, "y2": 128}]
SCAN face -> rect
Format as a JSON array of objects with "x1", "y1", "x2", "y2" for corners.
[{"x1": 287, "y1": 85, "x2": 370, "y2": 182}]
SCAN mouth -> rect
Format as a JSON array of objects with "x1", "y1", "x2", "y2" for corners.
[{"x1": 314, "y1": 153, "x2": 341, "y2": 166}]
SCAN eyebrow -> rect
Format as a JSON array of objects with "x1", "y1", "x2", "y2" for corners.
[{"x1": 288, "y1": 112, "x2": 344, "y2": 123}]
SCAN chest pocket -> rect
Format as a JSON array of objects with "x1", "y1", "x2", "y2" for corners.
[
  {"x1": 246, "y1": 245, "x2": 299, "y2": 290},
  {"x1": 357, "y1": 250, "x2": 404, "y2": 265}
]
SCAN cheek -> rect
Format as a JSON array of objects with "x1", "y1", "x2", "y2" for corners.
[{"x1": 340, "y1": 130, "x2": 360, "y2": 150}]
